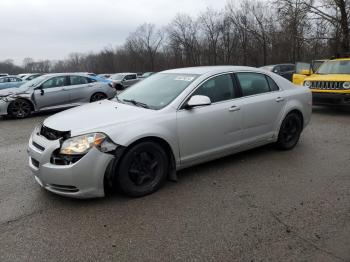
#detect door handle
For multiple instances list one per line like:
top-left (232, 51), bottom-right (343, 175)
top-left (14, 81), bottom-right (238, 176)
top-left (229, 105), bottom-right (241, 112)
top-left (275, 97), bottom-right (285, 102)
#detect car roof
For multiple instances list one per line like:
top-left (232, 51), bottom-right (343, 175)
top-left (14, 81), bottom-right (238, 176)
top-left (42, 73), bottom-right (92, 77)
top-left (0, 75), bottom-right (21, 78)
top-left (161, 66), bottom-right (269, 75)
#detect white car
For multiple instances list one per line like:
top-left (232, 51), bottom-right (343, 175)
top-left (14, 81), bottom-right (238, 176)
top-left (27, 66), bottom-right (312, 198)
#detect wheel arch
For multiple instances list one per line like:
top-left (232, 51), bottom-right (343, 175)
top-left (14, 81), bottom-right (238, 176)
top-left (90, 91), bottom-right (107, 102)
top-left (124, 136), bottom-right (177, 180)
top-left (7, 97), bottom-right (35, 114)
top-left (105, 135), bottom-right (178, 193)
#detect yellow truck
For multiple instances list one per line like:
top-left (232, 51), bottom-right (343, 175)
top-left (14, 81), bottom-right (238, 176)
top-left (293, 58), bottom-right (350, 106)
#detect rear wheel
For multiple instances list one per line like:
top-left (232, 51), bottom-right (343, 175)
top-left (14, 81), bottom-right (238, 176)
top-left (276, 112), bottom-right (303, 150)
top-left (90, 92), bottom-right (107, 102)
top-left (116, 142), bottom-right (169, 197)
top-left (8, 99), bottom-right (32, 119)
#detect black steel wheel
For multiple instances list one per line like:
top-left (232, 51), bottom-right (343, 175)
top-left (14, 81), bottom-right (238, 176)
top-left (277, 112), bottom-right (303, 150)
top-left (8, 99), bottom-right (32, 119)
top-left (116, 142), bottom-right (169, 197)
top-left (90, 92), bottom-right (107, 102)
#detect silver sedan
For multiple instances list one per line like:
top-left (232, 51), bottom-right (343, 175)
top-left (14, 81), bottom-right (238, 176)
top-left (27, 66), bottom-right (312, 198)
top-left (0, 73), bottom-right (117, 118)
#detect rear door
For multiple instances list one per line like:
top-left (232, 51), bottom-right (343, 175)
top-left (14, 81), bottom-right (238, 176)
top-left (235, 72), bottom-right (287, 145)
top-left (66, 75), bottom-right (94, 103)
top-left (34, 76), bottom-right (70, 109)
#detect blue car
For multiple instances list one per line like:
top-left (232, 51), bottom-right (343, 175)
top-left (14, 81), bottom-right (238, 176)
top-left (0, 76), bottom-right (24, 90)
top-left (89, 75), bottom-right (113, 84)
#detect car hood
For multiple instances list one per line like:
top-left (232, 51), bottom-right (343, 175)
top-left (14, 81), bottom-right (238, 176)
top-left (43, 99), bottom-right (152, 136)
top-left (0, 86), bottom-right (30, 97)
top-left (305, 74), bottom-right (350, 81)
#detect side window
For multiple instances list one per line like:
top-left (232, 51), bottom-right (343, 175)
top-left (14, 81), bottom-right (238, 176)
top-left (70, 75), bottom-right (89, 85)
top-left (280, 65), bottom-right (288, 72)
top-left (266, 76), bottom-right (280, 91)
top-left (9, 77), bottom-right (20, 82)
top-left (42, 76), bottom-right (66, 89)
top-left (236, 73), bottom-right (270, 97)
top-left (273, 66), bottom-right (281, 73)
top-left (0, 78), bottom-right (6, 83)
top-left (192, 74), bottom-right (235, 103)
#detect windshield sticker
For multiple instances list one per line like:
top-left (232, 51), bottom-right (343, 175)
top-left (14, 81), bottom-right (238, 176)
top-left (174, 76), bottom-right (195, 82)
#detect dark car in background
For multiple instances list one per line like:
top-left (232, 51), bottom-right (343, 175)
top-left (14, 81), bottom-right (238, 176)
top-left (261, 64), bottom-right (295, 81)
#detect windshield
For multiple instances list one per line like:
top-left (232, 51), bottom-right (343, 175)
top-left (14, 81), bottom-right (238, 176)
top-left (317, 60), bottom-right (350, 74)
top-left (142, 72), bottom-right (153, 77)
top-left (20, 75), bottom-right (50, 88)
top-left (110, 74), bottom-right (124, 80)
top-left (117, 73), bottom-right (199, 110)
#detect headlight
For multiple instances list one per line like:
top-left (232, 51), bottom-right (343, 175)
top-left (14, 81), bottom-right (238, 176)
top-left (343, 82), bottom-right (350, 89)
top-left (59, 133), bottom-right (117, 155)
top-left (304, 81), bottom-right (312, 88)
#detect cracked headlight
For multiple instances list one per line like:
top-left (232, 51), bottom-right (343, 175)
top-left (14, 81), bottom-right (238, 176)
top-left (60, 133), bottom-right (117, 155)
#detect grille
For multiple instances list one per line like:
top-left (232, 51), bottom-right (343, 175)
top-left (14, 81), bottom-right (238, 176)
top-left (309, 81), bottom-right (344, 90)
top-left (40, 125), bottom-right (70, 141)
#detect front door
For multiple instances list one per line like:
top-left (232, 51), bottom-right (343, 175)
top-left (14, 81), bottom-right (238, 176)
top-left (34, 76), bottom-right (70, 109)
top-left (177, 73), bottom-right (243, 166)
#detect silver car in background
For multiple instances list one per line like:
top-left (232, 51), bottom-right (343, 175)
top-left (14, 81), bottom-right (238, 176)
top-left (0, 73), bottom-right (116, 118)
top-left (110, 72), bottom-right (140, 90)
top-left (27, 66), bottom-right (312, 198)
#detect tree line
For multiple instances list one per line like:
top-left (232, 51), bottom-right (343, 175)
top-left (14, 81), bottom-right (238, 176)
top-left (1, 0), bottom-right (349, 75)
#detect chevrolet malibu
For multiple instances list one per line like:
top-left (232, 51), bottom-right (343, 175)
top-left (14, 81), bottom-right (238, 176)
top-left (27, 66), bottom-right (312, 198)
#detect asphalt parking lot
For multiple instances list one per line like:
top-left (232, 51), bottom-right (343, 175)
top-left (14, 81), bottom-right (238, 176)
top-left (0, 106), bottom-right (349, 262)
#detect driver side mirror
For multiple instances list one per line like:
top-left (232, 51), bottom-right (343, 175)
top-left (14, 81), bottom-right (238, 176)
top-left (186, 95), bottom-right (211, 109)
top-left (35, 86), bottom-right (44, 95)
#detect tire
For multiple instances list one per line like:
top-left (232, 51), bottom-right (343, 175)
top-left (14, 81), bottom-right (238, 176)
top-left (276, 112), bottom-right (303, 150)
top-left (116, 84), bottom-right (124, 91)
top-left (8, 99), bottom-right (32, 119)
top-left (90, 92), bottom-right (107, 102)
top-left (116, 142), bottom-right (169, 197)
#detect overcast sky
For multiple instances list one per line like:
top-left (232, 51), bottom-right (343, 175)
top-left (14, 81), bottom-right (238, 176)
top-left (0, 0), bottom-right (228, 64)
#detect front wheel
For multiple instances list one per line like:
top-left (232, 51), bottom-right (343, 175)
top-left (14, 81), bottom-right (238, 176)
top-left (8, 99), bottom-right (32, 119)
top-left (276, 112), bottom-right (303, 150)
top-left (116, 142), bottom-right (169, 197)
